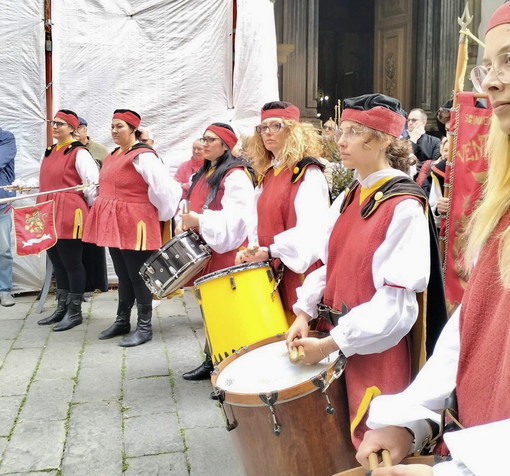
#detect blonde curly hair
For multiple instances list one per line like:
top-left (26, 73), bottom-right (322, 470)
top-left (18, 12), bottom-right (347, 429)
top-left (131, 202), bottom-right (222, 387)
top-left (246, 119), bottom-right (323, 175)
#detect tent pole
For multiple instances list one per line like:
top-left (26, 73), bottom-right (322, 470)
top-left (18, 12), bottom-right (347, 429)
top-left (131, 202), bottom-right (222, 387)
top-left (44, 0), bottom-right (53, 146)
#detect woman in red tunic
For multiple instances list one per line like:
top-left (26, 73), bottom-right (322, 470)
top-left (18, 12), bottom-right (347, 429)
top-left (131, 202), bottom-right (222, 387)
top-left (83, 109), bottom-right (181, 347)
top-left (178, 123), bottom-right (256, 381)
top-left (238, 102), bottom-right (330, 323)
top-left (37, 109), bottom-right (99, 331)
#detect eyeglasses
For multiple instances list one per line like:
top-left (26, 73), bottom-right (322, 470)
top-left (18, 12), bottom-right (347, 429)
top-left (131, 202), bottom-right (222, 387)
top-left (323, 126), bottom-right (335, 132)
top-left (255, 123), bottom-right (284, 135)
top-left (199, 136), bottom-right (220, 145)
top-left (50, 121), bottom-right (67, 128)
top-left (336, 126), bottom-right (365, 141)
top-left (471, 52), bottom-right (510, 93)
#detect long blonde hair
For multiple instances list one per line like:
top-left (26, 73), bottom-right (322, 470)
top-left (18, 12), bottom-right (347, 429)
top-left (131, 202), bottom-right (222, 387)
top-left (246, 119), bottom-right (323, 174)
top-left (465, 115), bottom-right (510, 286)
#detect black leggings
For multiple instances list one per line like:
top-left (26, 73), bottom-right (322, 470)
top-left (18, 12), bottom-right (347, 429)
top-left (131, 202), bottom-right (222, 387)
top-left (47, 239), bottom-right (86, 293)
top-left (109, 248), bottom-right (153, 306)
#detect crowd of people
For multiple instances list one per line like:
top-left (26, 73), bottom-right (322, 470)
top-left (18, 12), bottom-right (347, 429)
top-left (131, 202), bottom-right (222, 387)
top-left (1, 2), bottom-right (509, 473)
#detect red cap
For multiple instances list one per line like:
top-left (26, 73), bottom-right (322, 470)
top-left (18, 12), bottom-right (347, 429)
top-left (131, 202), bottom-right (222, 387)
top-left (113, 111), bottom-right (141, 129)
top-left (341, 107), bottom-right (406, 138)
top-left (55, 111), bottom-right (79, 129)
top-left (486, 2), bottom-right (510, 35)
top-left (261, 104), bottom-right (300, 122)
top-left (206, 125), bottom-right (238, 150)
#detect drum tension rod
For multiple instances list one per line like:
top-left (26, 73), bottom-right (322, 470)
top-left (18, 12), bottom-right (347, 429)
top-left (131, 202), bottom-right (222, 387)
top-left (259, 392), bottom-right (281, 436)
top-left (214, 389), bottom-right (238, 431)
top-left (312, 373), bottom-right (335, 415)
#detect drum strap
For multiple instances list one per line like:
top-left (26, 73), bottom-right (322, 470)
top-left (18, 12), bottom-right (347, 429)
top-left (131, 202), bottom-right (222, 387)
top-left (317, 302), bottom-right (349, 326)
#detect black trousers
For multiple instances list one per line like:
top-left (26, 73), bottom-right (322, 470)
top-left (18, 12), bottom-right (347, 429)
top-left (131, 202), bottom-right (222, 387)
top-left (109, 248), bottom-right (153, 306)
top-left (47, 239), bottom-right (86, 293)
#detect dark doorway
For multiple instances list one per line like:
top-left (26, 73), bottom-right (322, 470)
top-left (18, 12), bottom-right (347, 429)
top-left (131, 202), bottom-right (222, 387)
top-left (317, 0), bottom-right (375, 122)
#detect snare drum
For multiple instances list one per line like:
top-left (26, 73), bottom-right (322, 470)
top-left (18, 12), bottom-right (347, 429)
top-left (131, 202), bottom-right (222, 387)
top-left (211, 333), bottom-right (357, 476)
top-left (139, 231), bottom-right (211, 298)
top-left (194, 261), bottom-right (288, 364)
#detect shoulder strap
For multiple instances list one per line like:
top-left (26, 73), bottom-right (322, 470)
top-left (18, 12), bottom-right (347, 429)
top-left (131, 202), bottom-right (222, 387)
top-left (290, 157), bottom-right (324, 183)
top-left (361, 176), bottom-right (428, 219)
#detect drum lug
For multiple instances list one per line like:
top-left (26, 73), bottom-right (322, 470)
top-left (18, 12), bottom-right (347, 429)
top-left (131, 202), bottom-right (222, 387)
top-left (214, 389), bottom-right (238, 432)
top-left (259, 392), bottom-right (281, 436)
top-left (229, 276), bottom-right (236, 290)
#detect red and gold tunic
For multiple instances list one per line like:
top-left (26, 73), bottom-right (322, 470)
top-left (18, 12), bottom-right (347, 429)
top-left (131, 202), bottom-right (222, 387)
top-left (83, 146), bottom-right (161, 251)
top-left (37, 142), bottom-right (89, 239)
top-left (257, 163), bottom-right (322, 311)
top-left (324, 184), bottom-right (423, 447)
top-left (457, 209), bottom-right (510, 428)
top-left (187, 167), bottom-right (245, 280)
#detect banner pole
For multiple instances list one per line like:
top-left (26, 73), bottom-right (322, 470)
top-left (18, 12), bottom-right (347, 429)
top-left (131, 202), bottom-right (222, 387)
top-left (44, 0), bottom-right (53, 147)
top-left (440, 2), bottom-right (473, 264)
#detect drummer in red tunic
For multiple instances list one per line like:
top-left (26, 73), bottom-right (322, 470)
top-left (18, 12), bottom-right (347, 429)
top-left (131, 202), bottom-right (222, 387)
top-left (287, 94), bottom-right (446, 448)
top-left (237, 101), bottom-right (330, 322)
top-left (37, 109), bottom-right (99, 331)
top-left (82, 109), bottom-right (181, 347)
top-left (179, 122), bottom-right (256, 381)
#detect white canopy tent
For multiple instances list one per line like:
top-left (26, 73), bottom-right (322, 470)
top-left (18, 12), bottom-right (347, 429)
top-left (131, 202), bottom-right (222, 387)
top-left (0, 0), bottom-right (279, 293)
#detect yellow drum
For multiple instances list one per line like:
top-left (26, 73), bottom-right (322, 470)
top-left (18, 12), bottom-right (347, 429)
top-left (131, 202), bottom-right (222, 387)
top-left (194, 261), bottom-right (288, 364)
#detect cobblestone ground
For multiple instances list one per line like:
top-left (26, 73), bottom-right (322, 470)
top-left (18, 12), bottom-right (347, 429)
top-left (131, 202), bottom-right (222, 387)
top-left (0, 289), bottom-right (243, 475)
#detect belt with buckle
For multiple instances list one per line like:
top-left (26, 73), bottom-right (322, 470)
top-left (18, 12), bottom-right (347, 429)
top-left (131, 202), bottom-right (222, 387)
top-left (317, 303), bottom-right (344, 327)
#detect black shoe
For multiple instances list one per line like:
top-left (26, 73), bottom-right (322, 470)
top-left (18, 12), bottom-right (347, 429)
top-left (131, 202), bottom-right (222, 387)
top-left (118, 303), bottom-right (152, 347)
top-left (53, 293), bottom-right (83, 332)
top-left (210, 390), bottom-right (219, 400)
top-left (182, 358), bottom-right (214, 381)
top-left (98, 301), bottom-right (133, 340)
top-left (38, 289), bottom-right (69, 325)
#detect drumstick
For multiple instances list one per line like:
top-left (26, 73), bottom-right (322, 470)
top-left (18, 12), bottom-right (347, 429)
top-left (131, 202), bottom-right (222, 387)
top-left (368, 450), bottom-right (392, 470)
top-left (289, 347), bottom-right (299, 363)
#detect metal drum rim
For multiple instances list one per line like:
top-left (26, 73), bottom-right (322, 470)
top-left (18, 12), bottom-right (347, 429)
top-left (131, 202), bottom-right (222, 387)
top-left (210, 331), bottom-right (338, 407)
top-left (194, 260), bottom-right (272, 287)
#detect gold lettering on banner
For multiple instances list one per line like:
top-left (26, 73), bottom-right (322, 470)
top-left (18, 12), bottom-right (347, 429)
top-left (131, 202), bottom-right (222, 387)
top-left (25, 210), bottom-right (48, 238)
top-left (456, 134), bottom-right (489, 163)
top-left (464, 114), bottom-right (491, 126)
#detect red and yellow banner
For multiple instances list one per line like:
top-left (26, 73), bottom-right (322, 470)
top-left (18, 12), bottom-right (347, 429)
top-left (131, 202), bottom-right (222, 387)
top-left (13, 200), bottom-right (57, 256)
top-left (441, 92), bottom-right (491, 314)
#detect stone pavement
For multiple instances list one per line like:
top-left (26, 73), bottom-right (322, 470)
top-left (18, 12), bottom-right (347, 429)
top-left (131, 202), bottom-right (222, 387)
top-left (0, 289), bottom-right (244, 476)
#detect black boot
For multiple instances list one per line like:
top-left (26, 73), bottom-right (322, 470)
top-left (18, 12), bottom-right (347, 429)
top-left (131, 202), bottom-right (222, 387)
top-left (98, 301), bottom-right (133, 340)
top-left (118, 303), bottom-right (152, 347)
top-left (38, 289), bottom-right (69, 325)
top-left (182, 357), bottom-right (214, 381)
top-left (53, 293), bottom-right (83, 332)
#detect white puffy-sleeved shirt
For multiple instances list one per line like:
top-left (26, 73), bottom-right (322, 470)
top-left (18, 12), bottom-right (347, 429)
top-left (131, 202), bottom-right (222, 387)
top-left (293, 168), bottom-right (430, 357)
top-left (252, 165), bottom-right (330, 273)
top-left (133, 152), bottom-right (182, 221)
top-left (175, 168), bottom-right (256, 254)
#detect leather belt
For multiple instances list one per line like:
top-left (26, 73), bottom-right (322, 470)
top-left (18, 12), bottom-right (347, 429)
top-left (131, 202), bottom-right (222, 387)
top-left (317, 303), bottom-right (343, 327)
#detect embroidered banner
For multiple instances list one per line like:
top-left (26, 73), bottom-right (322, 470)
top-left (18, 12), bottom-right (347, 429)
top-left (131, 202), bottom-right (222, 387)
top-left (441, 92), bottom-right (491, 314)
top-left (13, 200), bottom-right (57, 256)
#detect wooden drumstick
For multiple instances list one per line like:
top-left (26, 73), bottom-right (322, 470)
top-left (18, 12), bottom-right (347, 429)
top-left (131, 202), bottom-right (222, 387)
top-left (368, 450), bottom-right (392, 470)
top-left (289, 347), bottom-right (299, 363)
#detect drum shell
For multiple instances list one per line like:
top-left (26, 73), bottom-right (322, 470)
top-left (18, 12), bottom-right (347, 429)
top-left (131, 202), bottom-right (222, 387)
top-left (211, 334), bottom-right (358, 476)
top-left (194, 262), bottom-right (288, 364)
top-left (139, 231), bottom-right (211, 298)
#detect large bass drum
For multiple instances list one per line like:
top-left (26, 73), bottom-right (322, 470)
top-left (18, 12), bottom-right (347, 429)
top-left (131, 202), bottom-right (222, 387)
top-left (211, 333), bottom-right (357, 476)
top-left (140, 230), bottom-right (211, 298)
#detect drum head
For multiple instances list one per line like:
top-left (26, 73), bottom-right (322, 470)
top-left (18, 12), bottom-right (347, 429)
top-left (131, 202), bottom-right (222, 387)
top-left (215, 339), bottom-right (336, 395)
